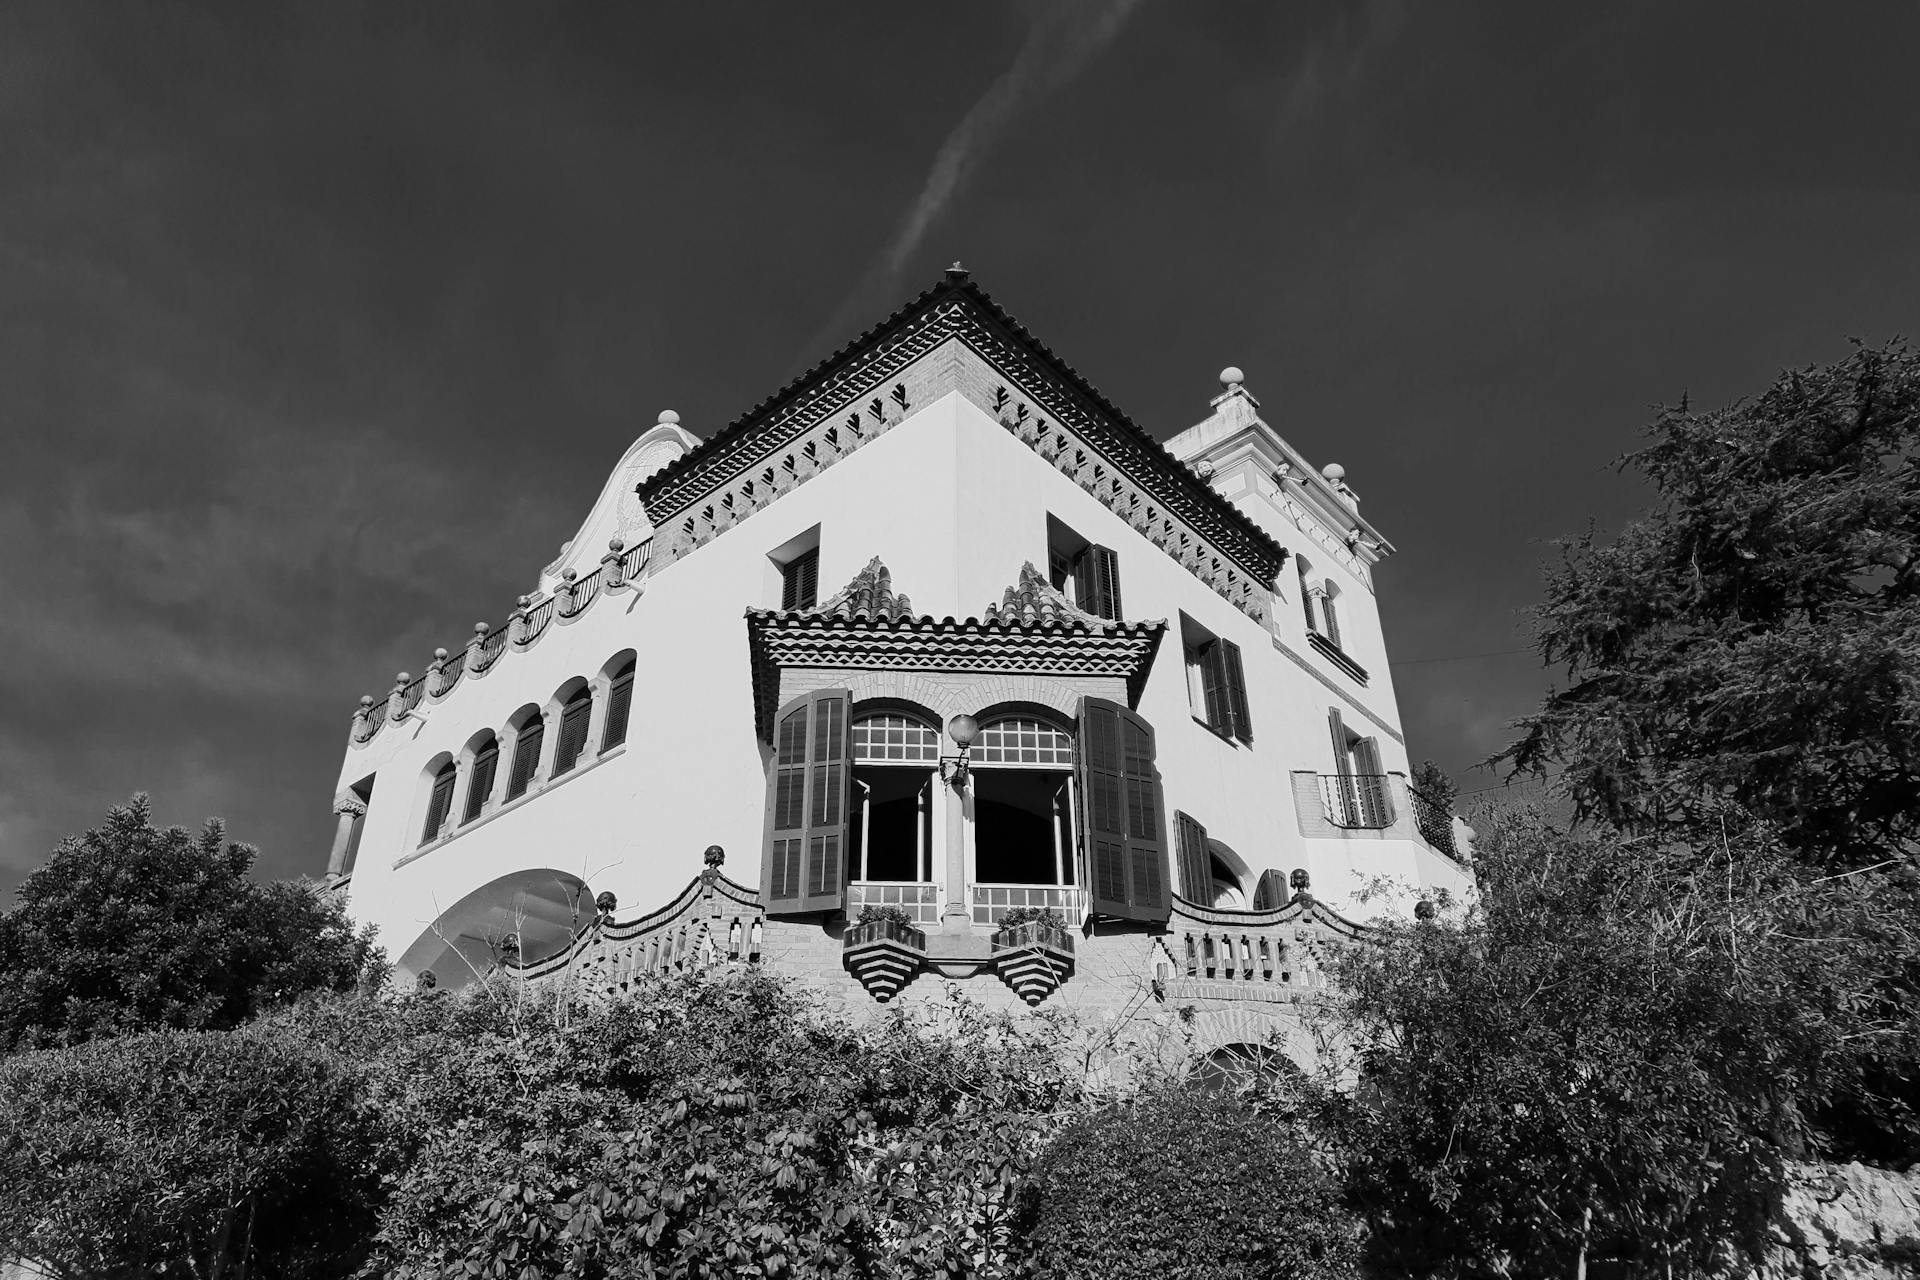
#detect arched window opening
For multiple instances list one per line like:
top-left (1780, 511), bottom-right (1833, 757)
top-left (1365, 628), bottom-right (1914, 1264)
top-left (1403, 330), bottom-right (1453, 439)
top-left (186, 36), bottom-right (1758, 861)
top-left (1208, 854), bottom-right (1245, 910)
top-left (506, 710), bottom-right (543, 802)
top-left (602, 658), bottom-right (636, 751)
top-left (421, 760), bottom-right (457, 847)
top-left (554, 686), bottom-right (592, 777)
top-left (972, 715), bottom-right (1076, 896)
top-left (849, 713), bottom-right (937, 907)
top-left (464, 734), bottom-right (499, 824)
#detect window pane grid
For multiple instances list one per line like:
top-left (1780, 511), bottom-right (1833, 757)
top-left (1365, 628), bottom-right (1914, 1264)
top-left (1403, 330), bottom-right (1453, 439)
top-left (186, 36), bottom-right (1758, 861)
top-left (970, 885), bottom-right (1085, 927)
top-left (851, 714), bottom-right (939, 763)
top-left (973, 718), bottom-right (1073, 766)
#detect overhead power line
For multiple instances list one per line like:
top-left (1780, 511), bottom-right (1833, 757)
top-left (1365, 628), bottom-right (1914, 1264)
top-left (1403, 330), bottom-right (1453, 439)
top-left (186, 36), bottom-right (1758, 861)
top-left (1389, 645), bottom-right (1537, 669)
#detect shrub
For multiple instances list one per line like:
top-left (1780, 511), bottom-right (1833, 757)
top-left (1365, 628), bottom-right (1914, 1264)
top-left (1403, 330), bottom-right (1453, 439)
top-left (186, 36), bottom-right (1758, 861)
top-left (995, 906), bottom-right (1066, 933)
top-left (856, 903), bottom-right (916, 928)
top-left (1020, 1082), bottom-right (1361, 1279)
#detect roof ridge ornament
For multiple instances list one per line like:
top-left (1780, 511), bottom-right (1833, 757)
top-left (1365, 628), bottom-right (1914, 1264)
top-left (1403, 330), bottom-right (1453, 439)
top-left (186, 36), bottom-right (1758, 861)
top-left (807, 556), bottom-right (916, 622)
top-left (984, 561), bottom-right (1106, 629)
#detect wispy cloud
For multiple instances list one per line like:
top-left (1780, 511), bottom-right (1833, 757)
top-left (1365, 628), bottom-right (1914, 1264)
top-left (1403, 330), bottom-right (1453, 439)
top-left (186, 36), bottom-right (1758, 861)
top-left (879, 0), bottom-right (1144, 279)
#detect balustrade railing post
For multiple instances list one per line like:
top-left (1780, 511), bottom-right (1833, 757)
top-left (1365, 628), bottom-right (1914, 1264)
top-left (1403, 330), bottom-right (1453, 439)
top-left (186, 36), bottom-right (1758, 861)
top-left (559, 568), bottom-right (577, 615)
top-left (466, 622), bottom-right (489, 671)
top-left (509, 596), bottom-right (531, 645)
top-left (387, 672), bottom-right (411, 723)
top-left (352, 694), bottom-right (374, 740)
top-left (426, 647), bottom-right (447, 695)
top-left (603, 538), bottom-right (626, 590)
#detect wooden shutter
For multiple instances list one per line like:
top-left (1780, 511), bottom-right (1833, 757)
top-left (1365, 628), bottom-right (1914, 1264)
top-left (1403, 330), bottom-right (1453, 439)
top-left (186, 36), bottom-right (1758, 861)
top-left (601, 668), bottom-right (634, 750)
top-left (1075, 544), bottom-right (1122, 620)
top-left (1174, 811), bottom-right (1212, 903)
top-left (782, 547), bottom-right (820, 610)
top-left (1219, 638), bottom-right (1252, 744)
top-left (422, 767), bottom-right (455, 844)
top-left (1077, 697), bottom-right (1171, 923)
top-left (1199, 641), bottom-right (1228, 732)
top-left (554, 695), bottom-right (591, 776)
top-left (463, 744), bottom-right (498, 823)
top-left (1298, 560), bottom-right (1317, 632)
top-left (1251, 868), bottom-right (1289, 912)
top-left (761, 689), bottom-right (852, 914)
top-left (507, 718), bottom-right (543, 800)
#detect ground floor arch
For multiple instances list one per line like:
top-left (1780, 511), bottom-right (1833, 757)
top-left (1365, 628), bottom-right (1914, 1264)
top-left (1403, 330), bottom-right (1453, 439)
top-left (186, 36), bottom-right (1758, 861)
top-left (396, 867), bottom-right (593, 990)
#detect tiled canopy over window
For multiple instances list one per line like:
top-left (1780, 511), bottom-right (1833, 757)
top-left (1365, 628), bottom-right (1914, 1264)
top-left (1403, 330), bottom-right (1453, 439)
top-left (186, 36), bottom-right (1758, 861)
top-left (851, 714), bottom-right (939, 764)
top-left (974, 718), bottom-right (1074, 767)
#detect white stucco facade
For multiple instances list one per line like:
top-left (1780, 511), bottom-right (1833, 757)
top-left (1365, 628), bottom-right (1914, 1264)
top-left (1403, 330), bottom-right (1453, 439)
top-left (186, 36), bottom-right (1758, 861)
top-left (324, 272), bottom-right (1471, 999)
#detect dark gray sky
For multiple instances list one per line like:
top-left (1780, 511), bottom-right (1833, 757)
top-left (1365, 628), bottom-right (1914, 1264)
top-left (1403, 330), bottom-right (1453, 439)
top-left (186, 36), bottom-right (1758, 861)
top-left (4, 1), bottom-right (1917, 892)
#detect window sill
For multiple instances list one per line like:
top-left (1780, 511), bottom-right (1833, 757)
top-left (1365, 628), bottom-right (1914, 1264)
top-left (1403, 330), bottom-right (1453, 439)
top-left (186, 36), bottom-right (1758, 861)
top-left (1307, 632), bottom-right (1369, 685)
top-left (392, 744), bottom-right (628, 871)
top-left (1191, 714), bottom-right (1242, 747)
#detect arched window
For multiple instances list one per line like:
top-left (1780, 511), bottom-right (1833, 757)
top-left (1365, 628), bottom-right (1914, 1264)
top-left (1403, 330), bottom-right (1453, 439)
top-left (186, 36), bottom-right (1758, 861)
top-left (1320, 580), bottom-right (1343, 649)
top-left (602, 657), bottom-right (635, 751)
top-left (849, 711), bottom-right (938, 897)
top-left (554, 686), bottom-right (592, 777)
top-left (464, 733), bottom-right (499, 824)
top-left (421, 759), bottom-right (457, 846)
top-left (973, 717), bottom-right (1074, 767)
top-left (972, 714), bottom-right (1076, 899)
top-left (505, 709), bottom-right (543, 802)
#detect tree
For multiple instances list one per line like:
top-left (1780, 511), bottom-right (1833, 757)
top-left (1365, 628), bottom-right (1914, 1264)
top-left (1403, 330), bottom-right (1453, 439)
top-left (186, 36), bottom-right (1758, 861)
top-left (0, 1021), bottom-right (390, 1280)
top-left (1500, 340), bottom-right (1920, 870)
top-left (1322, 809), bottom-right (1917, 1276)
top-left (1019, 1081), bottom-right (1360, 1280)
top-left (0, 794), bottom-right (384, 1052)
top-left (1412, 760), bottom-right (1457, 812)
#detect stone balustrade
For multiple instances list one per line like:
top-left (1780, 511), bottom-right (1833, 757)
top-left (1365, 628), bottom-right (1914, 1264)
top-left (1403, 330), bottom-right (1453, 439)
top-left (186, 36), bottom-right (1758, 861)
top-left (351, 537), bottom-right (653, 746)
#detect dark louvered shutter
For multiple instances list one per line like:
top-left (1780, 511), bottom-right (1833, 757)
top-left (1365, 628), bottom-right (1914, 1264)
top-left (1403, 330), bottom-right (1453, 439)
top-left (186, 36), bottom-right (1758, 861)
top-left (1078, 697), bottom-right (1128, 918)
top-left (1298, 560), bottom-right (1317, 632)
top-left (1074, 544), bottom-right (1122, 620)
top-left (602, 668), bottom-right (634, 750)
top-left (1121, 710), bottom-right (1168, 915)
top-left (761, 689), bottom-right (851, 914)
top-left (554, 694), bottom-right (592, 776)
top-left (463, 744), bottom-right (498, 823)
top-left (1252, 868), bottom-right (1289, 912)
top-left (1219, 638), bottom-right (1252, 744)
top-left (782, 548), bottom-right (820, 610)
top-left (1077, 697), bottom-right (1170, 923)
top-left (507, 717), bottom-right (543, 800)
top-left (1174, 811), bottom-right (1211, 904)
top-left (1199, 642), bottom-right (1229, 733)
top-left (422, 767), bottom-right (455, 845)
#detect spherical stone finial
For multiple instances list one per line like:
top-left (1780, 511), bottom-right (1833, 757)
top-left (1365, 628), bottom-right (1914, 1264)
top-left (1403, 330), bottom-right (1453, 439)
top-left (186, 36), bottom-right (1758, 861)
top-left (517, 594), bottom-right (532, 608)
top-left (417, 970), bottom-right (437, 990)
top-left (703, 844), bottom-right (726, 869)
top-left (433, 647), bottom-right (448, 661)
top-left (595, 890), bottom-right (617, 915)
top-left (359, 694), bottom-right (374, 708)
top-left (562, 568), bottom-right (577, 582)
top-left (1219, 366), bottom-right (1245, 388)
top-left (394, 672), bottom-right (410, 686)
top-left (1321, 462), bottom-right (1346, 482)
top-left (657, 409), bottom-right (680, 425)
top-left (609, 536), bottom-right (624, 551)
top-left (1289, 867), bottom-right (1311, 892)
top-left (474, 622), bottom-right (490, 635)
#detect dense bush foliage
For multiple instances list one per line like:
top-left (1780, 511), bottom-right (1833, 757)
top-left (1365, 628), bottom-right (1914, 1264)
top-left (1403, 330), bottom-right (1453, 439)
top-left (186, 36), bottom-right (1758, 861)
top-left (0, 794), bottom-right (384, 1052)
top-left (0, 1022), bottom-right (391, 1280)
top-left (1325, 809), bottom-right (1920, 1276)
top-left (1021, 1082), bottom-right (1360, 1279)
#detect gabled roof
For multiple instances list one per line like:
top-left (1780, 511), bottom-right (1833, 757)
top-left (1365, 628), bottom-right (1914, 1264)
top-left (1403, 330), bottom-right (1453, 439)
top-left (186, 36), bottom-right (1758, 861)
top-left (744, 558), bottom-right (1166, 739)
top-left (638, 269), bottom-right (1291, 595)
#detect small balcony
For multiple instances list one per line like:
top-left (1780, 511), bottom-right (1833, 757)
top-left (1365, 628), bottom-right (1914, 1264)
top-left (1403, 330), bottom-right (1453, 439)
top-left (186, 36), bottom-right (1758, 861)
top-left (842, 916), bottom-right (927, 1003)
top-left (971, 883), bottom-right (1086, 928)
top-left (1410, 786), bottom-right (1460, 861)
top-left (1318, 773), bottom-right (1395, 830)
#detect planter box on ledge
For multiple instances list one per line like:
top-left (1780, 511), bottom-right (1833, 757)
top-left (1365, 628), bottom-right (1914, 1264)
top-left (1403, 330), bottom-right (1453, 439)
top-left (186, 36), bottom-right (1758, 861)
top-left (843, 918), bottom-right (927, 1003)
top-left (990, 920), bottom-right (1076, 1006)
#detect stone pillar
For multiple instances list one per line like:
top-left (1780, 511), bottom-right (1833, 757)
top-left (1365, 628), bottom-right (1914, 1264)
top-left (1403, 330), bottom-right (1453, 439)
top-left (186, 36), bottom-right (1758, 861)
top-left (584, 677), bottom-right (612, 760)
top-left (326, 796), bottom-right (367, 879)
top-left (940, 765), bottom-right (970, 928)
top-left (603, 538), bottom-right (627, 590)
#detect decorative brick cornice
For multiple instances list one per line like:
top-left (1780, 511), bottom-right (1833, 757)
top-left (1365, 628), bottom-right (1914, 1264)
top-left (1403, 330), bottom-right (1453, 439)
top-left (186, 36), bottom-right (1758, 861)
top-left (636, 273), bottom-right (1290, 621)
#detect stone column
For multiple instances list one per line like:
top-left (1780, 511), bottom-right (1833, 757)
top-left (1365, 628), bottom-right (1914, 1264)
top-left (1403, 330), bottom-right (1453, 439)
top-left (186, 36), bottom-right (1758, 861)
top-left (940, 765), bottom-right (971, 928)
top-left (326, 796), bottom-right (367, 879)
top-left (585, 677), bottom-right (612, 760)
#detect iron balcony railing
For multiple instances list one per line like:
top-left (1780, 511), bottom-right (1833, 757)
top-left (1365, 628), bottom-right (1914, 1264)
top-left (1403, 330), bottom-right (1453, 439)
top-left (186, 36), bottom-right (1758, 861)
top-left (1410, 786), bottom-right (1460, 860)
top-left (1319, 773), bottom-right (1395, 830)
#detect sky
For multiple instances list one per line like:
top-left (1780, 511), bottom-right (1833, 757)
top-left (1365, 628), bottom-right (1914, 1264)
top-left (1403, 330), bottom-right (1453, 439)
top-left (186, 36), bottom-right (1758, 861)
top-left (3, 0), bottom-right (1918, 893)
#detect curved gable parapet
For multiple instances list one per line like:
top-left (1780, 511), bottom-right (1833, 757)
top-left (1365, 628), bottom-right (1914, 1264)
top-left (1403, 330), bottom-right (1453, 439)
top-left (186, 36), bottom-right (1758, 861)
top-left (538, 417), bottom-right (703, 591)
